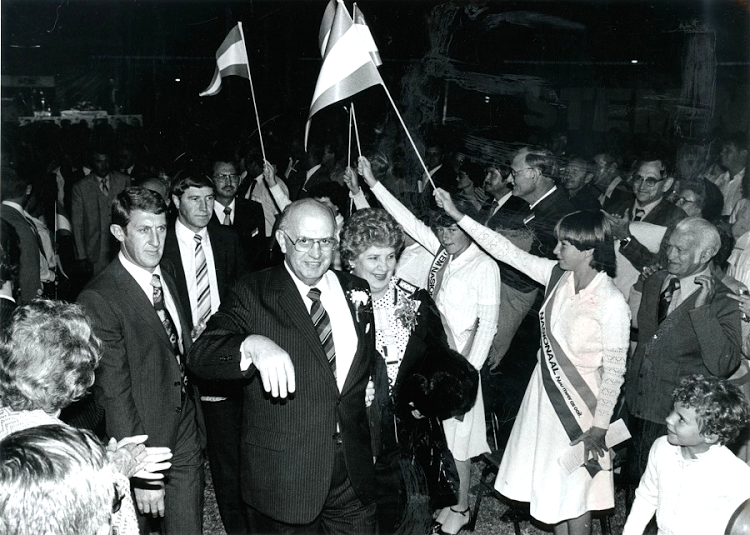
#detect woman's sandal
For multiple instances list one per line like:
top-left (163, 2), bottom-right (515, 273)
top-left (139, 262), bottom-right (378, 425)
top-left (434, 506), bottom-right (470, 535)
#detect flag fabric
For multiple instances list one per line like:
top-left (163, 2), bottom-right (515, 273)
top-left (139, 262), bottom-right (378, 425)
top-left (306, 0), bottom-right (384, 147)
top-left (318, 0), bottom-right (336, 57)
top-left (199, 23), bottom-right (250, 97)
top-left (352, 3), bottom-right (382, 67)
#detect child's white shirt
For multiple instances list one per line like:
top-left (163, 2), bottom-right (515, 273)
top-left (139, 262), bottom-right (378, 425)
top-left (623, 436), bottom-right (750, 535)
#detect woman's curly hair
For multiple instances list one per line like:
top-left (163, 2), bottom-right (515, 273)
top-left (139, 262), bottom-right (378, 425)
top-left (0, 300), bottom-right (102, 413)
top-left (340, 208), bottom-right (405, 270)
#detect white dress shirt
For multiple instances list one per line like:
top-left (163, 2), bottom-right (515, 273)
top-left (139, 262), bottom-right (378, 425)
top-left (213, 198), bottom-right (236, 225)
top-left (174, 220), bottom-right (221, 326)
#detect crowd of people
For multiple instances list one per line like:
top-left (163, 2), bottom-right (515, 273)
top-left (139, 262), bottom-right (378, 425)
top-left (1, 114), bottom-right (750, 535)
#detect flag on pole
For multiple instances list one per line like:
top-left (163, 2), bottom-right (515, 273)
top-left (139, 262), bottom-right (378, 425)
top-left (306, 0), bottom-right (384, 147)
top-left (352, 3), bottom-right (382, 67)
top-left (199, 24), bottom-right (250, 97)
top-left (318, 0), bottom-right (336, 57)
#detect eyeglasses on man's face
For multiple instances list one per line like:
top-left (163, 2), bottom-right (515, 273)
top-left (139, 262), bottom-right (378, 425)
top-left (509, 167), bottom-right (535, 180)
top-left (213, 173), bottom-right (240, 183)
top-left (675, 195), bottom-right (698, 206)
top-left (282, 231), bottom-right (338, 252)
top-left (632, 174), bottom-right (664, 188)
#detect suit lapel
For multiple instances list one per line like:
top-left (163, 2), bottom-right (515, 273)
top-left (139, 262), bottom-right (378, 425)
top-left (162, 228), bottom-right (192, 330)
top-left (335, 272), bottom-right (371, 395)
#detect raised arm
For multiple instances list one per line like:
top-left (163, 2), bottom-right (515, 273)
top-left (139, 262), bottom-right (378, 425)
top-left (357, 156), bottom-right (441, 255)
top-left (434, 188), bottom-right (555, 286)
top-left (263, 160), bottom-right (292, 212)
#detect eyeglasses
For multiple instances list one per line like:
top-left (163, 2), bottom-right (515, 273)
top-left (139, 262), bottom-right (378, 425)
top-left (112, 483), bottom-right (124, 514)
top-left (675, 196), bottom-right (698, 205)
top-left (281, 231), bottom-right (338, 252)
top-left (213, 173), bottom-right (240, 183)
top-left (509, 167), bottom-right (535, 180)
top-left (632, 175), bottom-right (664, 188)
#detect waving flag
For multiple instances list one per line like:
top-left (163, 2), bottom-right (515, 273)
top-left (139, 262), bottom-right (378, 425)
top-left (199, 23), bottom-right (250, 97)
top-left (352, 3), bottom-right (382, 67)
top-left (318, 0), bottom-right (337, 56)
top-left (306, 0), bottom-right (384, 147)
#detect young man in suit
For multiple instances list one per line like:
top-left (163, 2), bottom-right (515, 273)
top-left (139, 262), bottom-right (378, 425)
top-left (210, 157), bottom-right (268, 270)
top-left (189, 199), bottom-right (378, 534)
top-left (78, 187), bottom-right (204, 535)
top-left (160, 172), bottom-right (249, 535)
top-left (71, 149), bottom-right (129, 277)
top-left (625, 217), bottom-right (742, 488)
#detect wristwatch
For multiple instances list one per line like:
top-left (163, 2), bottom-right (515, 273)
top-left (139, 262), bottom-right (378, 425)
top-left (620, 236), bottom-right (632, 248)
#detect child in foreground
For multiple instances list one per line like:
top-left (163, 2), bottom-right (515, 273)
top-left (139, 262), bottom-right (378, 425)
top-left (623, 374), bottom-right (750, 535)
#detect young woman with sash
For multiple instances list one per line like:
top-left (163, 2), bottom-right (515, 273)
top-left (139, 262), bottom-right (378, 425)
top-left (436, 189), bottom-right (630, 535)
top-left (345, 159), bottom-right (501, 535)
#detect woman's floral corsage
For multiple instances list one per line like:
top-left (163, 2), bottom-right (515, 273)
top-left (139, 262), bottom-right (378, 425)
top-left (347, 289), bottom-right (371, 322)
top-left (394, 297), bottom-right (420, 332)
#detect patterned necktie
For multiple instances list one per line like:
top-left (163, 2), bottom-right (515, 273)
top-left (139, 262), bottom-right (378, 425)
top-left (194, 234), bottom-right (211, 325)
top-left (633, 208), bottom-right (645, 221)
top-left (658, 277), bottom-right (681, 324)
top-left (151, 274), bottom-right (185, 393)
top-left (223, 206), bottom-right (232, 225)
top-left (308, 287), bottom-right (336, 378)
top-left (100, 177), bottom-right (109, 196)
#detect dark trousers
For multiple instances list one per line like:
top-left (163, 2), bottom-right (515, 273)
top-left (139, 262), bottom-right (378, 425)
top-left (137, 395), bottom-right (205, 535)
top-left (626, 415), bottom-right (667, 490)
top-left (202, 396), bottom-right (249, 535)
top-left (246, 445), bottom-right (377, 534)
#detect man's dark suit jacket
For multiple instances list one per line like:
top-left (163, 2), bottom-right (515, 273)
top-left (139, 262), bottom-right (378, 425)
top-left (211, 198), bottom-right (267, 271)
top-left (612, 198), bottom-right (687, 272)
top-left (1, 206), bottom-right (41, 304)
top-left (524, 187), bottom-right (576, 261)
top-left (626, 270), bottom-right (742, 424)
top-left (188, 266), bottom-right (377, 524)
top-left (78, 258), bottom-right (205, 449)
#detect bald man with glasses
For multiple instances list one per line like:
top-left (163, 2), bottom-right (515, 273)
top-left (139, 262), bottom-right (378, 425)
top-left (189, 199), bottom-right (378, 534)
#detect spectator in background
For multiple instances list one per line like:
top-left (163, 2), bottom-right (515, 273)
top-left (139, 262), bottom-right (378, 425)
top-left (714, 132), bottom-right (748, 217)
top-left (592, 150), bottom-right (634, 212)
top-left (560, 155), bottom-right (602, 211)
top-left (454, 160), bottom-right (486, 212)
top-left (673, 177), bottom-right (724, 222)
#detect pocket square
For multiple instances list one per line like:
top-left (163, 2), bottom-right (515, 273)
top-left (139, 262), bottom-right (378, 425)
top-left (365, 323), bottom-right (371, 334)
top-left (251, 228), bottom-right (259, 237)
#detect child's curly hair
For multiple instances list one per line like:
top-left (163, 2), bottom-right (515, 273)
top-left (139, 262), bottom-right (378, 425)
top-left (673, 374), bottom-right (749, 445)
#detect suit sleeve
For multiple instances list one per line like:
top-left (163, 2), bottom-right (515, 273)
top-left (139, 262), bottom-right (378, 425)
top-left (188, 279), bottom-right (258, 380)
top-left (70, 182), bottom-right (87, 260)
top-left (690, 292), bottom-right (742, 377)
top-left (78, 289), bottom-right (147, 440)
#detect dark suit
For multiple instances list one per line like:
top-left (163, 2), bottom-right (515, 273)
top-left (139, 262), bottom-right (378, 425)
top-left (611, 198), bottom-right (687, 272)
top-left (1, 204), bottom-right (42, 304)
top-left (188, 266), bottom-right (377, 529)
top-left (71, 172), bottom-right (129, 273)
top-left (161, 220), bottom-right (249, 535)
top-left (78, 258), bottom-right (205, 535)
top-left (625, 270), bottom-right (742, 483)
top-left (212, 198), bottom-right (268, 271)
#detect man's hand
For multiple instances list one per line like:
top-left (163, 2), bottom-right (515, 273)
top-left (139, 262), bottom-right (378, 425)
top-left (134, 484), bottom-right (166, 518)
top-left (434, 188), bottom-right (462, 222)
top-left (694, 274), bottom-right (716, 308)
top-left (343, 167), bottom-right (361, 195)
top-left (284, 156), bottom-right (298, 179)
top-left (263, 160), bottom-right (278, 187)
top-left (356, 156), bottom-right (378, 187)
top-left (604, 212), bottom-right (631, 241)
top-left (107, 435), bottom-right (173, 479)
top-left (242, 335), bottom-right (296, 398)
top-left (570, 426), bottom-right (607, 460)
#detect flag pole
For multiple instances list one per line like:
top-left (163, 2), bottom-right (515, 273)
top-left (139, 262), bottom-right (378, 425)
top-left (236, 22), bottom-right (266, 162)
top-left (379, 84), bottom-right (435, 190)
top-left (347, 106), bottom-right (353, 168)
top-left (350, 102), bottom-right (363, 157)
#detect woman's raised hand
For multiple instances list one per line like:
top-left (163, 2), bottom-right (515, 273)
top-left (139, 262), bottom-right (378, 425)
top-left (356, 156), bottom-right (378, 187)
top-left (343, 166), bottom-right (360, 194)
top-left (434, 188), bottom-right (462, 222)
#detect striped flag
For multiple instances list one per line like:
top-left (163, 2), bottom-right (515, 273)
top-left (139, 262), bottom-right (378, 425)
top-left (352, 3), bottom-right (382, 67)
top-left (199, 23), bottom-right (250, 97)
top-left (306, 0), bottom-right (384, 147)
top-left (318, 0), bottom-right (336, 57)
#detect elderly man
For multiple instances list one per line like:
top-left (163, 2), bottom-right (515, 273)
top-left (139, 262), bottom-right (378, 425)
top-left (0, 424), bottom-right (116, 535)
top-left (625, 217), bottom-right (742, 485)
top-left (78, 187), bottom-right (204, 535)
top-left (189, 199), bottom-right (377, 534)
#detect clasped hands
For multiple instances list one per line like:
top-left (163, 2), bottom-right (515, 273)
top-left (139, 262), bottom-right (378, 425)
top-left (570, 426), bottom-right (608, 461)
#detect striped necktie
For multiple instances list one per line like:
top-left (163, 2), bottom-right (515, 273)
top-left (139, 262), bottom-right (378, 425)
top-left (150, 274), bottom-right (185, 396)
top-left (658, 277), bottom-right (681, 324)
top-left (308, 287), bottom-right (336, 378)
top-left (194, 234), bottom-right (211, 324)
